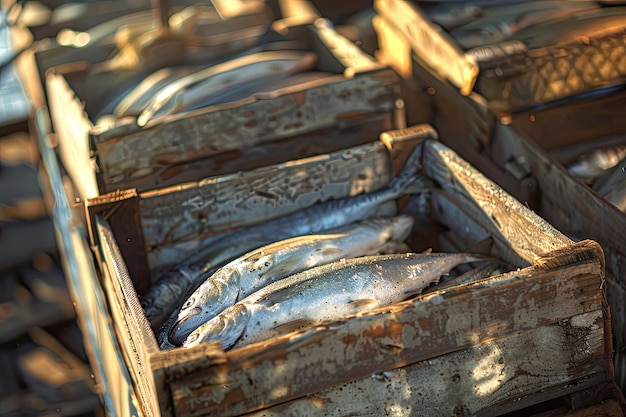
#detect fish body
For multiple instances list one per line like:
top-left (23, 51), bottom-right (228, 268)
top-left (568, 146), bottom-right (626, 181)
top-left (451, 1), bottom-right (599, 49)
top-left (136, 50), bottom-right (318, 126)
top-left (421, 3), bottom-right (484, 31)
top-left (593, 155), bottom-right (626, 212)
top-left (113, 66), bottom-right (202, 118)
top-left (141, 144), bottom-right (430, 329)
top-left (183, 252), bottom-right (485, 350)
top-left (169, 215), bottom-right (415, 345)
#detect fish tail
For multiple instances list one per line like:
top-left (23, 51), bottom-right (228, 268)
top-left (387, 146), bottom-right (433, 198)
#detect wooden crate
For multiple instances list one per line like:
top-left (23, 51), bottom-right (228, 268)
top-left (71, 126), bottom-right (614, 416)
top-left (44, 16), bottom-right (401, 198)
top-left (374, 0), bottom-right (626, 117)
top-left (372, 0), bottom-right (626, 394)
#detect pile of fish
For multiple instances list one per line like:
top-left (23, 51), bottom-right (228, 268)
top-left (567, 146), bottom-right (626, 212)
top-left (416, 0), bottom-right (624, 50)
top-left (140, 146), bottom-right (504, 351)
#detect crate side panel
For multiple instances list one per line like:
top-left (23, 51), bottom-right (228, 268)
top-left (137, 141), bottom-right (393, 247)
top-left (100, 114), bottom-right (392, 193)
top-left (245, 311), bottom-right (608, 417)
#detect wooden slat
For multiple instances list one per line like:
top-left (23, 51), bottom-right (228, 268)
top-left (136, 140), bottom-right (393, 248)
top-left (97, 114), bottom-right (392, 193)
top-left (246, 312), bottom-right (608, 417)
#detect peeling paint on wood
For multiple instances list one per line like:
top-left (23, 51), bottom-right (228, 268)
top-left (137, 141), bottom-right (392, 248)
top-left (246, 312), bottom-right (607, 417)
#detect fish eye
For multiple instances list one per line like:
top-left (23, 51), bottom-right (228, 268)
top-left (186, 333), bottom-right (199, 344)
top-left (182, 297), bottom-right (195, 310)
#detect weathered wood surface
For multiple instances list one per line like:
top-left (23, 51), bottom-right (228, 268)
top-left (46, 73), bottom-right (99, 201)
top-left (36, 108), bottom-right (142, 417)
top-left (97, 114), bottom-right (391, 193)
top-left (511, 88), bottom-right (626, 151)
top-left (87, 190), bottom-right (151, 294)
top-left (81, 136), bottom-right (611, 417)
top-left (168, 255), bottom-right (605, 417)
top-left (489, 123), bottom-right (626, 386)
top-left (97, 218), bottom-right (160, 417)
top-left (93, 69), bottom-right (398, 191)
top-left (245, 312), bottom-right (607, 417)
top-left (137, 140), bottom-right (393, 248)
top-left (422, 141), bottom-right (573, 263)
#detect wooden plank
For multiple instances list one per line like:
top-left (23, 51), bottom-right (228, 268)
top-left (511, 88), bottom-right (626, 151)
top-left (169, 252), bottom-right (605, 417)
top-left (98, 218), bottom-right (161, 417)
top-left (490, 123), bottom-right (626, 370)
top-left (136, 140), bottom-right (393, 248)
top-left (245, 312), bottom-right (608, 417)
top-left (87, 190), bottom-right (151, 294)
top-left (36, 108), bottom-right (142, 417)
top-left (422, 140), bottom-right (573, 262)
top-left (98, 114), bottom-right (391, 193)
top-left (93, 69), bottom-right (399, 191)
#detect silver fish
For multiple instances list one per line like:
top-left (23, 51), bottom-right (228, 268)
top-left (141, 143), bottom-right (431, 330)
top-left (136, 50), bottom-right (318, 126)
top-left (450, 1), bottom-right (599, 49)
top-left (169, 215), bottom-right (415, 345)
top-left (421, 3), bottom-right (484, 31)
top-left (567, 146), bottom-right (626, 182)
top-left (183, 252), bottom-right (487, 350)
top-left (593, 155), bottom-right (626, 212)
top-left (113, 66), bottom-right (202, 118)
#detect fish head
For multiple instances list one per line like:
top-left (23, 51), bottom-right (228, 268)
top-left (169, 268), bottom-right (240, 345)
top-left (183, 303), bottom-right (250, 350)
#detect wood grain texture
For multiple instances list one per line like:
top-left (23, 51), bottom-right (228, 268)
top-left (98, 114), bottom-right (392, 193)
top-left (86, 137), bottom-right (611, 417)
top-left (245, 312), bottom-right (608, 417)
top-left (137, 140), bottom-right (393, 248)
top-left (94, 70), bottom-right (399, 191)
top-left (422, 140), bottom-right (573, 263)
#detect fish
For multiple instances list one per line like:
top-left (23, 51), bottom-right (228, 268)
top-left (183, 252), bottom-right (488, 350)
top-left (168, 215), bottom-right (415, 345)
top-left (450, 1), bottom-right (600, 49)
top-left (420, 3), bottom-right (484, 31)
top-left (567, 146), bottom-right (626, 182)
top-left (136, 50), bottom-right (318, 126)
top-left (141, 142), bottom-right (431, 330)
top-left (424, 261), bottom-right (504, 293)
top-left (112, 66), bottom-right (203, 118)
top-left (593, 155), bottom-right (626, 213)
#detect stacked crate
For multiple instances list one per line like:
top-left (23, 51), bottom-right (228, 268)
top-left (373, 0), bottom-right (626, 395)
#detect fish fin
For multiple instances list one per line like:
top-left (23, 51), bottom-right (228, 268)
top-left (272, 319), bottom-right (317, 335)
top-left (317, 246), bottom-right (344, 256)
top-left (348, 298), bottom-right (379, 311)
top-left (259, 256), bottom-right (305, 279)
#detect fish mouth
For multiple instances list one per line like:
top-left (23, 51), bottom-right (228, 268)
top-left (170, 307), bottom-right (202, 346)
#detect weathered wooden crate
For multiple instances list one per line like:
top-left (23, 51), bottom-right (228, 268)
top-left (374, 0), bottom-right (626, 117)
top-left (52, 118), bottom-right (616, 417)
top-left (44, 16), bottom-right (401, 198)
top-left (373, 0), bottom-right (626, 393)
